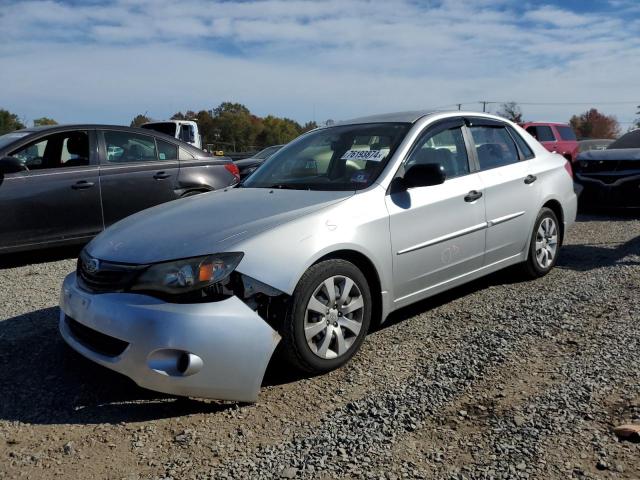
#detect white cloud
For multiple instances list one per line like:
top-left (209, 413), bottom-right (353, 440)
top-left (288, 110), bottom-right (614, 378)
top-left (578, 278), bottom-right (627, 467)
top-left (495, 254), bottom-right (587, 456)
top-left (523, 5), bottom-right (594, 27)
top-left (0, 0), bottom-right (638, 126)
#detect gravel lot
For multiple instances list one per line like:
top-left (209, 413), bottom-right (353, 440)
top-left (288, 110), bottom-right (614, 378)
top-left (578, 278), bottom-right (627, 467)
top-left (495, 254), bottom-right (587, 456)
top-left (0, 212), bottom-right (638, 479)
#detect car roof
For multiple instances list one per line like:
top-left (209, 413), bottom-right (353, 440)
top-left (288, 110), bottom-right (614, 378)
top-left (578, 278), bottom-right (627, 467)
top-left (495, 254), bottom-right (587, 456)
top-left (337, 110), bottom-right (520, 126)
top-left (338, 110), bottom-right (440, 125)
top-left (19, 124), bottom-right (170, 134)
top-left (521, 121), bottom-right (570, 127)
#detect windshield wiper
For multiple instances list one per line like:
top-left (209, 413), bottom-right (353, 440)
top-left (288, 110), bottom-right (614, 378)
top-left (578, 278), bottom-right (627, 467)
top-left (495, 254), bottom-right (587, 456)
top-left (266, 184), bottom-right (305, 190)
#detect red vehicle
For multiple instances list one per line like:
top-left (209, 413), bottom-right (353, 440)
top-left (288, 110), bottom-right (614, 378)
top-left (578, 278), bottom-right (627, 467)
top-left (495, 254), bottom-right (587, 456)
top-left (520, 122), bottom-right (579, 162)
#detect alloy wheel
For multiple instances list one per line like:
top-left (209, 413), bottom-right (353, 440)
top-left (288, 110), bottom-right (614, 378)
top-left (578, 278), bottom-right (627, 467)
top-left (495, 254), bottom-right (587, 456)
top-left (535, 217), bottom-right (558, 269)
top-left (304, 275), bottom-right (365, 359)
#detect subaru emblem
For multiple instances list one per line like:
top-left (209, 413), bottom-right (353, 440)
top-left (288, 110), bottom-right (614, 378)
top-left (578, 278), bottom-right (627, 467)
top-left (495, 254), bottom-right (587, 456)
top-left (85, 258), bottom-right (100, 274)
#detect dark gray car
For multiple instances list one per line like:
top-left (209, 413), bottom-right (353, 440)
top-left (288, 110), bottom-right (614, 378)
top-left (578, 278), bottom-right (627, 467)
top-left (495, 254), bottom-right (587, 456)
top-left (0, 125), bottom-right (240, 253)
top-left (235, 144), bottom-right (284, 179)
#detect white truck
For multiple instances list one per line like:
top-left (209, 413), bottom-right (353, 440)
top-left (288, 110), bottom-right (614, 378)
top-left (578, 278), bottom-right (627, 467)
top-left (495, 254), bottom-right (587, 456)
top-left (141, 120), bottom-right (203, 150)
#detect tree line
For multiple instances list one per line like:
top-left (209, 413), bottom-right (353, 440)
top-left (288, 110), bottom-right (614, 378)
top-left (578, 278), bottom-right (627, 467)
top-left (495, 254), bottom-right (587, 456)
top-left (130, 102), bottom-right (318, 152)
top-left (2, 101), bottom-right (638, 143)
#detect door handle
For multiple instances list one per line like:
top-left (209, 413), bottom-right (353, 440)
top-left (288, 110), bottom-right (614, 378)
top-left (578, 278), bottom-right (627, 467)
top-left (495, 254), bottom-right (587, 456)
top-left (464, 190), bottom-right (483, 202)
top-left (71, 180), bottom-right (95, 190)
top-left (153, 171), bottom-right (171, 180)
top-left (524, 174), bottom-right (537, 185)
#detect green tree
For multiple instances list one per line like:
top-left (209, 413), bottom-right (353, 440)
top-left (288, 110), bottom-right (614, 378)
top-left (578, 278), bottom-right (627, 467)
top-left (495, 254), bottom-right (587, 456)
top-left (257, 116), bottom-right (302, 146)
top-left (496, 102), bottom-right (523, 123)
top-left (0, 109), bottom-right (25, 134)
top-left (213, 102), bottom-right (251, 117)
top-left (130, 114), bottom-right (151, 128)
top-left (569, 108), bottom-right (620, 139)
top-left (33, 117), bottom-right (58, 127)
top-left (301, 121), bottom-right (318, 133)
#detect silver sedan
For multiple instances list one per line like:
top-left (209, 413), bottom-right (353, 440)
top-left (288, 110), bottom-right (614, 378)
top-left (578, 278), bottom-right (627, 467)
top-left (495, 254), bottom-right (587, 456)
top-left (59, 111), bottom-right (577, 402)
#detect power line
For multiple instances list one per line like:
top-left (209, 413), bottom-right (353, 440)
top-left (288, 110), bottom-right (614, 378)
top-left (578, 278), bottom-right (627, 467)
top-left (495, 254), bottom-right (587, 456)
top-left (469, 100), bottom-right (639, 106)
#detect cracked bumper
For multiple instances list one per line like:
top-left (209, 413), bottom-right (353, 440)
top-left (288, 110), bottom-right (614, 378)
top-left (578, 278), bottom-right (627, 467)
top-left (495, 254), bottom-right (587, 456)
top-left (59, 272), bottom-right (281, 402)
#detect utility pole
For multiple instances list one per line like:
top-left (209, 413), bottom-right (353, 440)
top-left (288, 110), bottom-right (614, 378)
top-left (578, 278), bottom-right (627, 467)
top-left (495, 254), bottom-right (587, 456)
top-left (479, 101), bottom-right (488, 112)
top-left (456, 103), bottom-right (462, 111)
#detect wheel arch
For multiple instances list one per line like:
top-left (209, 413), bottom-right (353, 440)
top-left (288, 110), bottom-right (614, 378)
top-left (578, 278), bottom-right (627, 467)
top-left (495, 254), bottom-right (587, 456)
top-left (312, 249), bottom-right (384, 328)
top-left (541, 198), bottom-right (565, 245)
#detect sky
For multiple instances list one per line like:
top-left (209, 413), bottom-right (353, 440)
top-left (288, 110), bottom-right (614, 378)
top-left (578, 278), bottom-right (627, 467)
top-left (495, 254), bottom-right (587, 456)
top-left (1, 0), bottom-right (639, 127)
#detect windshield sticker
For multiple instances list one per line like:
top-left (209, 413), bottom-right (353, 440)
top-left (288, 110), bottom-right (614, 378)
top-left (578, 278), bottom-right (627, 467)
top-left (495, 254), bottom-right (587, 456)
top-left (341, 149), bottom-right (387, 162)
top-left (351, 172), bottom-right (370, 183)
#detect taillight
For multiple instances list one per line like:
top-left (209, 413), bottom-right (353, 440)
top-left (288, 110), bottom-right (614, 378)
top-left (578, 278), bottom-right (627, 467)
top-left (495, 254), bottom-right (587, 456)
top-left (564, 159), bottom-right (573, 178)
top-left (224, 162), bottom-right (240, 182)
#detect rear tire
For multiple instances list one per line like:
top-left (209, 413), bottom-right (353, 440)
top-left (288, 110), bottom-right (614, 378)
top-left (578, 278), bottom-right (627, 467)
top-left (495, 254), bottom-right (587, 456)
top-left (279, 259), bottom-right (371, 374)
top-left (520, 207), bottom-right (561, 278)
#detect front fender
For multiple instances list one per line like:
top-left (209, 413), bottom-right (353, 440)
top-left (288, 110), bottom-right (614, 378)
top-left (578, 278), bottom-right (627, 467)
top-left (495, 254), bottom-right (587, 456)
top-left (232, 190), bottom-right (394, 313)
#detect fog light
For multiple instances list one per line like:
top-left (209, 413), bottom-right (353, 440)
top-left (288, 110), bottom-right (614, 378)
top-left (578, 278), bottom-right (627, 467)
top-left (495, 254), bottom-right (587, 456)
top-left (148, 349), bottom-right (203, 377)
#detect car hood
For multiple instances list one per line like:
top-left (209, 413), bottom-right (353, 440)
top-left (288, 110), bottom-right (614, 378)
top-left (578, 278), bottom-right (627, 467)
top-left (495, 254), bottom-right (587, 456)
top-left (86, 188), bottom-right (353, 264)
top-left (577, 148), bottom-right (640, 162)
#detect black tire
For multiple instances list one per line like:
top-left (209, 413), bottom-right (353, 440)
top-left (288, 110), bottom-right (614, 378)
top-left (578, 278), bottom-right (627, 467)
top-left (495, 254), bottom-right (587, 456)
top-left (279, 259), bottom-right (372, 374)
top-left (520, 207), bottom-right (561, 279)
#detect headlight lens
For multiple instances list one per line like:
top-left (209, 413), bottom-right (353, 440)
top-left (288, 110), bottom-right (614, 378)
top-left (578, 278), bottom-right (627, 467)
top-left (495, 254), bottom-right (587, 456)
top-left (131, 253), bottom-right (243, 295)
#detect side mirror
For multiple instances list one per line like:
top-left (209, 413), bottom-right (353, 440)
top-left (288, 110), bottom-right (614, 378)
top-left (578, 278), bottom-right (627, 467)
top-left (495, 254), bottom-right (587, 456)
top-left (0, 156), bottom-right (27, 174)
top-left (403, 163), bottom-right (446, 188)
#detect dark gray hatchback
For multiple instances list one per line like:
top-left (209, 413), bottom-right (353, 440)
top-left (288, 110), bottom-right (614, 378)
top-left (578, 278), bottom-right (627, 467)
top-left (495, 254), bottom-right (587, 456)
top-left (0, 125), bottom-right (240, 253)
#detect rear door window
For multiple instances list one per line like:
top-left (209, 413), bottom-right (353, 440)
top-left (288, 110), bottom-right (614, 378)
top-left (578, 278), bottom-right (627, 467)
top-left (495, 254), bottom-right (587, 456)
top-left (157, 139), bottom-right (178, 161)
top-left (469, 126), bottom-right (520, 170)
top-left (526, 126), bottom-right (556, 142)
top-left (103, 131), bottom-right (157, 163)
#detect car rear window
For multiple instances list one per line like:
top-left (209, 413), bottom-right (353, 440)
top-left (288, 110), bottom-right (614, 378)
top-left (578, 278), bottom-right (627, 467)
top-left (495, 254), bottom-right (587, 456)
top-left (141, 122), bottom-right (177, 136)
top-left (556, 126), bottom-right (577, 141)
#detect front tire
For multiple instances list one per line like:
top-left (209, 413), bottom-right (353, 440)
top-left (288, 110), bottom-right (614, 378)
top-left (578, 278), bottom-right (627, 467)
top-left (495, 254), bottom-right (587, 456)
top-left (521, 207), bottom-right (561, 278)
top-left (279, 259), bottom-right (372, 374)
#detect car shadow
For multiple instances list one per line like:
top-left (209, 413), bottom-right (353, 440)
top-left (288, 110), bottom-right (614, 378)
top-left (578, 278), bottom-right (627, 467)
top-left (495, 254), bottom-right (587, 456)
top-left (0, 307), bottom-right (233, 425)
top-left (0, 245), bottom-right (84, 270)
top-left (558, 234), bottom-right (640, 272)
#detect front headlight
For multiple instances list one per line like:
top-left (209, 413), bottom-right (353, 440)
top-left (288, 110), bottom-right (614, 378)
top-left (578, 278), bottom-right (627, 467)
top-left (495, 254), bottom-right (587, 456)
top-left (131, 253), bottom-right (243, 295)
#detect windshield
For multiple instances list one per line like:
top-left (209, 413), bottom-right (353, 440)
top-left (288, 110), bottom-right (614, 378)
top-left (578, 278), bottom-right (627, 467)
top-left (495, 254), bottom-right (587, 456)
top-left (243, 123), bottom-right (410, 191)
top-left (0, 132), bottom-right (29, 150)
top-left (141, 122), bottom-right (177, 137)
top-left (254, 145), bottom-right (282, 159)
top-left (608, 129), bottom-right (640, 149)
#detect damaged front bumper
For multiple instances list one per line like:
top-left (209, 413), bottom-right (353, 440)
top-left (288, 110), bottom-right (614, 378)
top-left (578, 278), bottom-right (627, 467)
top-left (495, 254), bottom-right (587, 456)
top-left (59, 272), bottom-right (281, 402)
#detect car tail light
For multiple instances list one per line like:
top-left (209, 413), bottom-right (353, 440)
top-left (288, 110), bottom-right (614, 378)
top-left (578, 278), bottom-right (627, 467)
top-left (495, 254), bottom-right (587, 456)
top-left (564, 158), bottom-right (573, 178)
top-left (224, 162), bottom-right (240, 182)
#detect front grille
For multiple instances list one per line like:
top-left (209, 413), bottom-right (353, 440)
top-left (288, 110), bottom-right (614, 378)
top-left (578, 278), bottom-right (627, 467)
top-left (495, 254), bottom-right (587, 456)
top-left (77, 252), bottom-right (146, 293)
top-left (65, 315), bottom-right (129, 357)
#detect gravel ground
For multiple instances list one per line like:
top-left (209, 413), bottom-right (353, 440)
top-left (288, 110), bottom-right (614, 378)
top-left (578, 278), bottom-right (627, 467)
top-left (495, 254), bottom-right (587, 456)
top-left (0, 212), bottom-right (638, 479)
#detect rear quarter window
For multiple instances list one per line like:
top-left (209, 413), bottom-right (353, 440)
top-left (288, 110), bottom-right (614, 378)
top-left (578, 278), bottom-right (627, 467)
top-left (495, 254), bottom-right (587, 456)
top-left (179, 148), bottom-right (196, 161)
top-left (508, 127), bottom-right (535, 160)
